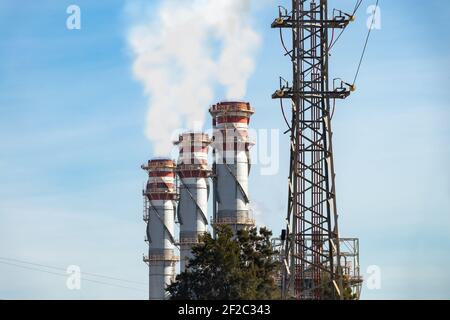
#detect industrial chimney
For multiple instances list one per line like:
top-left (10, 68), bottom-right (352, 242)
top-left (209, 101), bottom-right (255, 234)
top-left (142, 159), bottom-right (178, 300)
top-left (174, 132), bottom-right (211, 271)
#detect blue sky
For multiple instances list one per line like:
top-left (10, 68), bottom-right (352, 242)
top-left (0, 0), bottom-right (449, 299)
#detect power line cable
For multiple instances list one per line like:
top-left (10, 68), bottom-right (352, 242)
top-left (329, 0), bottom-right (365, 51)
top-left (279, 98), bottom-right (292, 132)
top-left (352, 0), bottom-right (380, 85)
top-left (0, 260), bottom-right (147, 293)
top-left (0, 256), bottom-right (146, 286)
top-left (330, 0), bottom-right (379, 120)
top-left (353, 0), bottom-right (365, 14)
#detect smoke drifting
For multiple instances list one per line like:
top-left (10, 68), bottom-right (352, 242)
top-left (127, 0), bottom-right (261, 155)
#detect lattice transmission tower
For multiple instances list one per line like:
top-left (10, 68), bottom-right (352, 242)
top-left (272, 0), bottom-right (356, 300)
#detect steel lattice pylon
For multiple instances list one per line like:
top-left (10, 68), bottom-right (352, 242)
top-left (272, 0), bottom-right (353, 300)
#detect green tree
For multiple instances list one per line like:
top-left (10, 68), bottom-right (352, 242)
top-left (237, 227), bottom-right (281, 299)
top-left (320, 271), bottom-right (359, 300)
top-left (167, 225), bottom-right (281, 300)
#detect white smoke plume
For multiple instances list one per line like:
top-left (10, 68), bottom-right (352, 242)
top-left (127, 0), bottom-right (261, 156)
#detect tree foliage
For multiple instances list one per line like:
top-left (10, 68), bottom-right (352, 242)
top-left (167, 225), bottom-right (281, 300)
top-left (320, 271), bottom-right (359, 300)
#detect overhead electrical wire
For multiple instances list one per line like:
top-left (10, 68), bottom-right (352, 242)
top-left (329, 28), bottom-right (345, 51)
top-left (329, 0), bottom-right (364, 51)
top-left (277, 26), bottom-right (293, 132)
top-left (331, 98), bottom-right (337, 120)
top-left (353, 0), bottom-right (365, 16)
top-left (0, 260), bottom-right (147, 292)
top-left (279, 28), bottom-right (293, 59)
top-left (0, 256), bottom-right (147, 290)
top-left (352, 0), bottom-right (379, 85)
top-left (331, 0), bottom-right (379, 119)
top-left (280, 99), bottom-right (292, 132)
top-left (0, 256), bottom-right (146, 285)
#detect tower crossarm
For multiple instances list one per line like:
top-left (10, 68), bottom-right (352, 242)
top-left (271, 18), bottom-right (350, 29)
